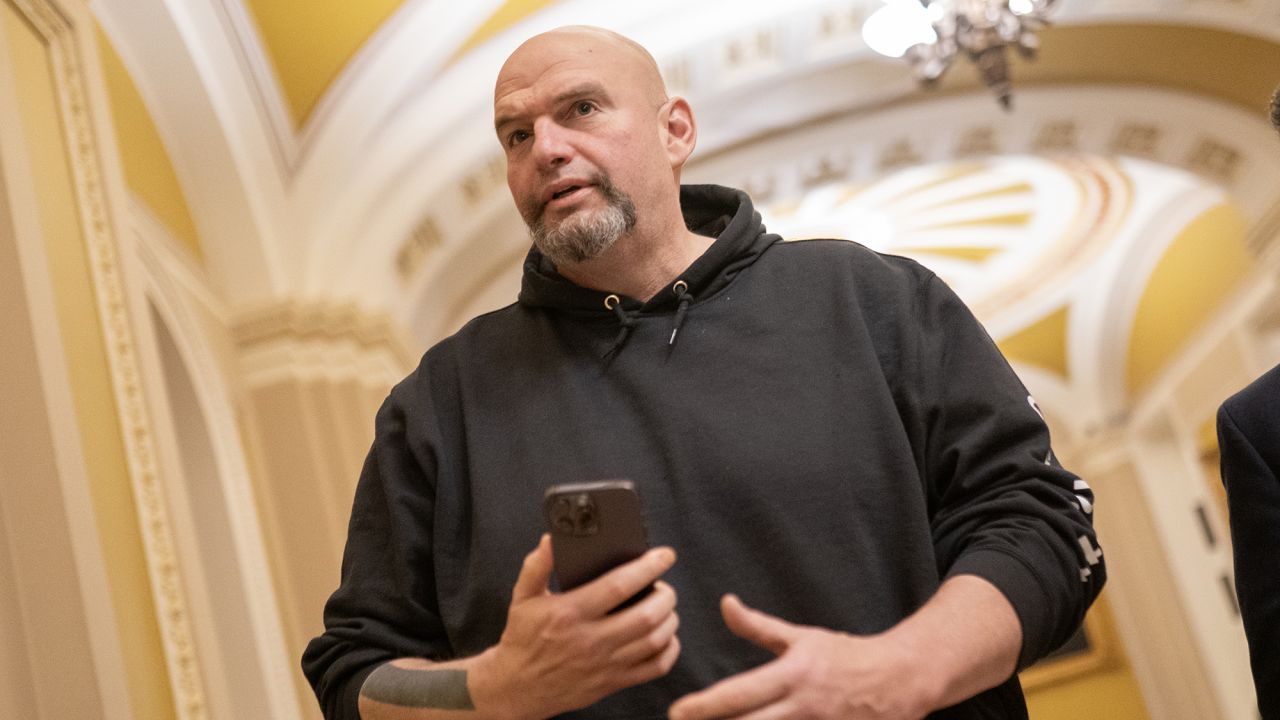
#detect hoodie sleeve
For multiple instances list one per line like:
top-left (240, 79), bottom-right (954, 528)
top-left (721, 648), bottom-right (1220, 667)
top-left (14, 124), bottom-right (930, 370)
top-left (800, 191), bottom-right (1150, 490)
top-left (301, 374), bottom-right (451, 720)
top-left (915, 273), bottom-right (1105, 669)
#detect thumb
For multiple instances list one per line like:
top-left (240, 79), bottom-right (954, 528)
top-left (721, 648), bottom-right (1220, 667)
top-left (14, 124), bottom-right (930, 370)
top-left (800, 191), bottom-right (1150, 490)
top-left (511, 534), bottom-right (553, 602)
top-left (721, 594), bottom-right (799, 655)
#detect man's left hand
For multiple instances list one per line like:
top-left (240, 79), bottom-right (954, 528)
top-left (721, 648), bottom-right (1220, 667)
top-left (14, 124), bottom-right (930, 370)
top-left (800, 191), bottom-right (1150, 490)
top-left (668, 594), bottom-right (939, 720)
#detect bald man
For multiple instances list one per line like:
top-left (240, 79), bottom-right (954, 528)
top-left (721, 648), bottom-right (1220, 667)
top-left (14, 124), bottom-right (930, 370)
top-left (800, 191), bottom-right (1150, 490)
top-left (303, 27), bottom-right (1104, 720)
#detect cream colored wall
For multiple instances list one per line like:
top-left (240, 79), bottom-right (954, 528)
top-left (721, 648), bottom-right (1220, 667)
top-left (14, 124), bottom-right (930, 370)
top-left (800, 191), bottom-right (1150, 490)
top-left (0, 1), bottom-right (313, 718)
top-left (0, 113), bottom-right (116, 720)
top-left (0, 1), bottom-right (176, 716)
top-left (233, 301), bottom-right (411, 718)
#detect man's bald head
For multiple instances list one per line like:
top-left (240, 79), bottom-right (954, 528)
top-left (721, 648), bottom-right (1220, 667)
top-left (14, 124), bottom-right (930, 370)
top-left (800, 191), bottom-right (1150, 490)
top-left (495, 26), bottom-right (669, 108)
top-left (492, 26), bottom-right (699, 271)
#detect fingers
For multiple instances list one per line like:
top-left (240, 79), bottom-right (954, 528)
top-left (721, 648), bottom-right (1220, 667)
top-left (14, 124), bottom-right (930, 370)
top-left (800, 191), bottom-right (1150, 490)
top-left (668, 660), bottom-right (788, 720)
top-left (511, 534), bottom-right (553, 602)
top-left (721, 594), bottom-right (798, 656)
top-left (610, 600), bottom-right (680, 665)
top-left (573, 546), bottom-right (676, 617)
top-left (731, 701), bottom-right (798, 720)
top-left (617, 633), bottom-right (682, 689)
top-left (598, 579), bottom-right (677, 640)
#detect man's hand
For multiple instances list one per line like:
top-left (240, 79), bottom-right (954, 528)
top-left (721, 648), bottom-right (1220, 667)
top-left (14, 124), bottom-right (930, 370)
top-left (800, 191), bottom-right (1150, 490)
top-left (668, 595), bottom-right (937, 720)
top-left (670, 576), bottom-right (1022, 720)
top-left (470, 534), bottom-right (682, 720)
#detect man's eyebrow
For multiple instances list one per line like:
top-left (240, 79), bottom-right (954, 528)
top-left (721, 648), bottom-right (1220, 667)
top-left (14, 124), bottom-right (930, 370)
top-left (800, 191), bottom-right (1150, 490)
top-left (494, 82), bottom-right (610, 132)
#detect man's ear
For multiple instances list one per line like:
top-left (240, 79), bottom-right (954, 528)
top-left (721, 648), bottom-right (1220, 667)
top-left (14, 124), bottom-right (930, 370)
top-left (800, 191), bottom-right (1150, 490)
top-left (661, 97), bottom-right (697, 169)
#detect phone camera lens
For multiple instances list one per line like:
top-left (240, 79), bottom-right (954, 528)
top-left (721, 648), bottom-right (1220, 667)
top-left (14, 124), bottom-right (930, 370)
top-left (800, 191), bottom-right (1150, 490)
top-left (568, 493), bottom-right (599, 536)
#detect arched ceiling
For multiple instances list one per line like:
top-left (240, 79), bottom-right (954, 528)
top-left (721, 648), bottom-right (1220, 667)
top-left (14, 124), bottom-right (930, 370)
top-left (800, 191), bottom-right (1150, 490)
top-left (242, 0), bottom-right (406, 127)
top-left (87, 0), bottom-right (1280, 436)
top-left (240, 0), bottom-right (561, 128)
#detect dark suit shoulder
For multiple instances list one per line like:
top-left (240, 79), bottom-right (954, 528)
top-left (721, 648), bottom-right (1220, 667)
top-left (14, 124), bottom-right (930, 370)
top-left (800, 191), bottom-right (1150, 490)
top-left (1219, 362), bottom-right (1280, 482)
top-left (1221, 364), bottom-right (1280, 432)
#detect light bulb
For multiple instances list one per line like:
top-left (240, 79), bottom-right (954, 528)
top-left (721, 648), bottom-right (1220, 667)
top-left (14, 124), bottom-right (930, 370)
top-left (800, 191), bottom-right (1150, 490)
top-left (862, 0), bottom-right (939, 59)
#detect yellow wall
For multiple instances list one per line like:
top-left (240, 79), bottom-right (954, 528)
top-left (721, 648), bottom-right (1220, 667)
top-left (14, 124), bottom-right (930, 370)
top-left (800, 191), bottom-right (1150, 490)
top-left (244, 0), bottom-right (405, 127)
top-left (1026, 670), bottom-right (1150, 719)
top-left (2, 3), bottom-right (174, 717)
top-left (1127, 203), bottom-right (1250, 398)
top-left (450, 0), bottom-right (563, 61)
top-left (243, 0), bottom-right (566, 127)
top-left (999, 305), bottom-right (1070, 380)
top-left (1022, 595), bottom-right (1150, 719)
top-left (93, 22), bottom-right (203, 260)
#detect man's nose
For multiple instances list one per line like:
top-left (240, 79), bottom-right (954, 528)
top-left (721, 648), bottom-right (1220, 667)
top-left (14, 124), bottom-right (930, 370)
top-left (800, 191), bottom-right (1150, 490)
top-left (531, 119), bottom-right (572, 168)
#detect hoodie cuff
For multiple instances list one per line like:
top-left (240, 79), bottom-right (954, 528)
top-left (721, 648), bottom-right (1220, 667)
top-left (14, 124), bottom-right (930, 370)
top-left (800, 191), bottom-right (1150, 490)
top-left (945, 547), bottom-right (1053, 671)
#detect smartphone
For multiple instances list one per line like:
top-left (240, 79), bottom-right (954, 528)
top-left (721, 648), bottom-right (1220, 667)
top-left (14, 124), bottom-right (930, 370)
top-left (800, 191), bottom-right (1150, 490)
top-left (542, 480), bottom-right (651, 605)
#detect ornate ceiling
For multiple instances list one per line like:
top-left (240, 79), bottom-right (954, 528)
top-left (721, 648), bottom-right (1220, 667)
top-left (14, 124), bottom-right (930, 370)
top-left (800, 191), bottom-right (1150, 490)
top-left (88, 0), bottom-right (1280, 443)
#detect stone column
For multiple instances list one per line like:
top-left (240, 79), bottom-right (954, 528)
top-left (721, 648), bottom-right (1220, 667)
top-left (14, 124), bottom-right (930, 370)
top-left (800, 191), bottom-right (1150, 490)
top-left (233, 300), bottom-right (413, 714)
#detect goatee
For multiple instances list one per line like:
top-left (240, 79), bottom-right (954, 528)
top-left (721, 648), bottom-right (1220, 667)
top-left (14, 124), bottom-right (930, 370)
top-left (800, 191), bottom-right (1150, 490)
top-left (525, 175), bottom-right (637, 267)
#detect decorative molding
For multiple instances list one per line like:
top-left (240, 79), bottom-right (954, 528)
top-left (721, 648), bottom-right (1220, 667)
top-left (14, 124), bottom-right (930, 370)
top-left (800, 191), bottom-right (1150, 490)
top-left (684, 87), bottom-right (1280, 227)
top-left (131, 206), bottom-right (305, 720)
top-left (128, 197), bottom-right (228, 320)
top-left (1032, 120), bottom-right (1078, 153)
top-left (1185, 137), bottom-right (1240, 184)
top-left (460, 154), bottom-right (507, 209)
top-left (954, 126), bottom-right (999, 158)
top-left (1108, 123), bottom-right (1160, 159)
top-left (395, 214), bottom-right (444, 285)
top-left (9, 0), bottom-right (208, 716)
top-left (232, 299), bottom-right (414, 373)
top-left (209, 0), bottom-right (298, 174)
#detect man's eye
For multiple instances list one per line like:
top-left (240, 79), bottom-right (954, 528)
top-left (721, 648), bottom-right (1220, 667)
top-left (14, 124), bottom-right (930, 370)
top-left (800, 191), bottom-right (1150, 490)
top-left (507, 130), bottom-right (530, 147)
top-left (575, 101), bottom-right (594, 115)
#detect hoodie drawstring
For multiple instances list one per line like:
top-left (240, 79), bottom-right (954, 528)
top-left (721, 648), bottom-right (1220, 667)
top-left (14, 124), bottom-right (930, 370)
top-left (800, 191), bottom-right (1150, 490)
top-left (603, 294), bottom-right (637, 361)
top-left (669, 280), bottom-right (692, 348)
top-left (601, 280), bottom-right (693, 360)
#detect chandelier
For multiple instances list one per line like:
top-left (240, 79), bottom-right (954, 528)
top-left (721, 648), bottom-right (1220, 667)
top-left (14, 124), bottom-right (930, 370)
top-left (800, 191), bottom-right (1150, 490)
top-left (862, 0), bottom-right (1060, 109)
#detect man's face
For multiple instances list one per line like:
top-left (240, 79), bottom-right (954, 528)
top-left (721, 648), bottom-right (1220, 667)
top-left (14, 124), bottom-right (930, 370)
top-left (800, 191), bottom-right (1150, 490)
top-left (493, 30), bottom-right (670, 264)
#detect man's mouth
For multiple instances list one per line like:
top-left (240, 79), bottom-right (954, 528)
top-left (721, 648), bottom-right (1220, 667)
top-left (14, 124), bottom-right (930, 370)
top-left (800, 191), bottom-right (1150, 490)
top-left (552, 185), bottom-right (582, 200)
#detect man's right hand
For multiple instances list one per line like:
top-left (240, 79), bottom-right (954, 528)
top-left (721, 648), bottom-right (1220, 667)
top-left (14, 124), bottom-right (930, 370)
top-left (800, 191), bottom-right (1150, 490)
top-left (470, 534), bottom-right (681, 719)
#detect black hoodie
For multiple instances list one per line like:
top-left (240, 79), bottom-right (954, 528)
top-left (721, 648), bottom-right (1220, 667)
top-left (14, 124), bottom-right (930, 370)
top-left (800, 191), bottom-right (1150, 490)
top-left (303, 185), bottom-right (1104, 719)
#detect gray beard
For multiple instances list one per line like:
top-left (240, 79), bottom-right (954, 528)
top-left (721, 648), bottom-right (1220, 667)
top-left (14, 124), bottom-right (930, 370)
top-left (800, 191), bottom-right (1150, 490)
top-left (526, 177), bottom-right (637, 267)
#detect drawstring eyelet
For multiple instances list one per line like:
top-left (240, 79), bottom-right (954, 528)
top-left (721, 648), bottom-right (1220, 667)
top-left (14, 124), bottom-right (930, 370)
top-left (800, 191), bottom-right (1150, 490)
top-left (669, 281), bottom-right (694, 348)
top-left (602, 294), bottom-right (636, 362)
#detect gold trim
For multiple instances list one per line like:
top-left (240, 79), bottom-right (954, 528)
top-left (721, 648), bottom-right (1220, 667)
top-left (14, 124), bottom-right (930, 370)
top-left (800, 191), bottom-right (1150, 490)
top-left (913, 181), bottom-right (1034, 213)
top-left (8, 0), bottom-right (207, 716)
top-left (879, 162), bottom-right (989, 208)
top-left (910, 211), bottom-right (1033, 231)
top-left (898, 245), bottom-right (1002, 263)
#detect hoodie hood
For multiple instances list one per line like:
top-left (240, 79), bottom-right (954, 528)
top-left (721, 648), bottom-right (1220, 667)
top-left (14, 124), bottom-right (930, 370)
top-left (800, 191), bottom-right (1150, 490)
top-left (517, 184), bottom-right (779, 315)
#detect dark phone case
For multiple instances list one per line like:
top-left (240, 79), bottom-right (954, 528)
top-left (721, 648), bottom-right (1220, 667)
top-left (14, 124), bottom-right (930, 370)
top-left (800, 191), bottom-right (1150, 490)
top-left (542, 480), bottom-right (650, 593)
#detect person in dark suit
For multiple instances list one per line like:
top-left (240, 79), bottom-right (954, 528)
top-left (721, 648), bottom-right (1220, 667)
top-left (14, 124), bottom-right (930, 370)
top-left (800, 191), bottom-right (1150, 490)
top-left (1217, 82), bottom-right (1280, 720)
top-left (1219, 355), bottom-right (1280, 718)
